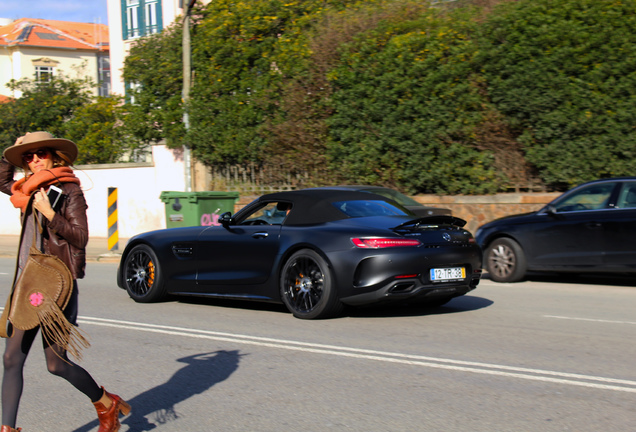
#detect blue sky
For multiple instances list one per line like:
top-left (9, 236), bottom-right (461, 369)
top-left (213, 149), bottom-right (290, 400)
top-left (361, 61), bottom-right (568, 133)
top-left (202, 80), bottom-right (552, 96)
top-left (0, 0), bottom-right (109, 25)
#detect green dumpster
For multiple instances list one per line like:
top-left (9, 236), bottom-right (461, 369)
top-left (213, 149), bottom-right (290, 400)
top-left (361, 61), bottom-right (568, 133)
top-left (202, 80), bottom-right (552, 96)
top-left (159, 191), bottom-right (239, 228)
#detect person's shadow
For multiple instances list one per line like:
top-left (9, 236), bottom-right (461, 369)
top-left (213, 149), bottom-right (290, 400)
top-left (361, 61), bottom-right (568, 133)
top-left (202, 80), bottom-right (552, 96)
top-left (73, 350), bottom-right (243, 432)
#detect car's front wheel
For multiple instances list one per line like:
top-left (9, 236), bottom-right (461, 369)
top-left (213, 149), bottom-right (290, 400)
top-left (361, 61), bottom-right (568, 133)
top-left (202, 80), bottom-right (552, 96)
top-left (122, 244), bottom-right (167, 302)
top-left (280, 249), bottom-right (343, 319)
top-left (485, 238), bottom-right (527, 283)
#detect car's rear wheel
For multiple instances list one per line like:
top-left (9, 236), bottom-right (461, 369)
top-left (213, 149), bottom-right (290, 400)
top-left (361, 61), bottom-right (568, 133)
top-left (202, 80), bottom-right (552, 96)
top-left (123, 244), bottom-right (167, 302)
top-left (485, 238), bottom-right (527, 282)
top-left (280, 249), bottom-right (343, 319)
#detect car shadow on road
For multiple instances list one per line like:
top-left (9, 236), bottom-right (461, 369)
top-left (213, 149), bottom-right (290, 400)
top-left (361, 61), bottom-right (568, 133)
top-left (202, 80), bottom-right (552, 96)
top-left (175, 294), bottom-right (493, 319)
top-left (177, 296), bottom-right (290, 314)
top-left (346, 295), bottom-right (494, 319)
top-left (72, 350), bottom-right (243, 432)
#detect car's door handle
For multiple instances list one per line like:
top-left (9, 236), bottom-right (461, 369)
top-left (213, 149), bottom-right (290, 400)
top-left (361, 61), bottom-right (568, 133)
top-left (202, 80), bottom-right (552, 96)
top-left (586, 222), bottom-right (602, 229)
top-left (252, 232), bottom-right (269, 239)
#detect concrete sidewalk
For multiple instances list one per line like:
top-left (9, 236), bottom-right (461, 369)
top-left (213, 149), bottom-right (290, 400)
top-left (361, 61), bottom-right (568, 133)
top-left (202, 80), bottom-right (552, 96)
top-left (0, 235), bottom-right (128, 262)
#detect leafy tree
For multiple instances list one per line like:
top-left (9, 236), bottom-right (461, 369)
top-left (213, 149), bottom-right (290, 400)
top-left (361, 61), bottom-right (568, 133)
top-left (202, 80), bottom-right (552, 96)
top-left (122, 0), bottom-right (382, 167)
top-left (63, 97), bottom-right (127, 164)
top-left (0, 75), bottom-right (93, 151)
top-left (187, 0), bottom-right (361, 166)
top-left (123, 20), bottom-right (186, 148)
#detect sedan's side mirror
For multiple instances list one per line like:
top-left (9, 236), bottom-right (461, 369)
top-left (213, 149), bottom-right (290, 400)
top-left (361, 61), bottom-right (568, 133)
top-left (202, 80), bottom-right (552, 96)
top-left (219, 212), bottom-right (232, 228)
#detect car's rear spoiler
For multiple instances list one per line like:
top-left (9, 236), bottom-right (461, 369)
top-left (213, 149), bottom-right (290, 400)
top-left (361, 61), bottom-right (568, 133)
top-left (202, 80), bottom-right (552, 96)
top-left (393, 215), bottom-right (467, 230)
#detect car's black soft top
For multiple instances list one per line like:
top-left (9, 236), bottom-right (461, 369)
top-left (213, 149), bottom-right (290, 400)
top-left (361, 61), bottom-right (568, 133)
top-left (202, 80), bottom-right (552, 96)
top-left (257, 189), bottom-right (400, 225)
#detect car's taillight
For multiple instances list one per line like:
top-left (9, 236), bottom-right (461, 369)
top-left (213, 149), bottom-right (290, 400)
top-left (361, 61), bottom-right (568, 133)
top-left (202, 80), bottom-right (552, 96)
top-left (352, 238), bottom-right (422, 248)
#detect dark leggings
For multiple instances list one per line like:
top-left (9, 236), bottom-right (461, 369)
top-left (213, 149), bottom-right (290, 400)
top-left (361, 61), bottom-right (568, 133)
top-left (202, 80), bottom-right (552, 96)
top-left (1, 326), bottom-right (103, 427)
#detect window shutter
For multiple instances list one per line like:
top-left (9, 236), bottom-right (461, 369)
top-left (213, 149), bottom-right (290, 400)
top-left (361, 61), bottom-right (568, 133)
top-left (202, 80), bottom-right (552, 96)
top-left (120, 0), bottom-right (128, 39)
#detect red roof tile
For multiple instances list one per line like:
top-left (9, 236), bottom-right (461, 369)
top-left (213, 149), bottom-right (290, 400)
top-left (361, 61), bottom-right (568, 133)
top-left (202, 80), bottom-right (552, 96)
top-left (0, 18), bottom-right (108, 52)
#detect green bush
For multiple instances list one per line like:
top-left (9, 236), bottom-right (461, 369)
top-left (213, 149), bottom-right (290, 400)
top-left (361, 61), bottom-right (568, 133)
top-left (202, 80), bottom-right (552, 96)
top-left (478, 0), bottom-right (636, 188)
top-left (326, 4), bottom-right (503, 194)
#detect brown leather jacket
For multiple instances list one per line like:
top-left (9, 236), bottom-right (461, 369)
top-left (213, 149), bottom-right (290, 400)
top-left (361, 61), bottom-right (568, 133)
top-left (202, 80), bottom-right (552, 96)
top-left (0, 158), bottom-right (88, 279)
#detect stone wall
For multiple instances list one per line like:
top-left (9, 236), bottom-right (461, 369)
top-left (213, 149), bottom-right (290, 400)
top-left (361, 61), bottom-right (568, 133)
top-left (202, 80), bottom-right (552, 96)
top-left (411, 193), bottom-right (560, 232)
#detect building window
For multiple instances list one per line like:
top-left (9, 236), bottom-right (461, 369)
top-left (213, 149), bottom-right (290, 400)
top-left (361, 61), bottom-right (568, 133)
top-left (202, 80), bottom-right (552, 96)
top-left (98, 54), bottom-right (111, 97)
top-left (145, 0), bottom-right (159, 34)
top-left (122, 0), bottom-right (162, 40)
top-left (35, 66), bottom-right (54, 82)
top-left (126, 0), bottom-right (140, 39)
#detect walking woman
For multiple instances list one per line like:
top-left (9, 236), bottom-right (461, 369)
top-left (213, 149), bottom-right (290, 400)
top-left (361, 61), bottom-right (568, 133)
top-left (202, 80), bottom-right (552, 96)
top-left (0, 132), bottom-right (130, 432)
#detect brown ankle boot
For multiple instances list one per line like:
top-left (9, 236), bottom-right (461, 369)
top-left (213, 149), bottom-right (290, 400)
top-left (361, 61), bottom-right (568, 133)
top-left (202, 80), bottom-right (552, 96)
top-left (93, 387), bottom-right (131, 432)
top-left (1, 426), bottom-right (21, 432)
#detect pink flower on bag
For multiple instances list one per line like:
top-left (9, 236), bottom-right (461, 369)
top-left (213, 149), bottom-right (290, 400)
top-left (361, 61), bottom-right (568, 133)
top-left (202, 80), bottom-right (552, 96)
top-left (29, 292), bottom-right (44, 307)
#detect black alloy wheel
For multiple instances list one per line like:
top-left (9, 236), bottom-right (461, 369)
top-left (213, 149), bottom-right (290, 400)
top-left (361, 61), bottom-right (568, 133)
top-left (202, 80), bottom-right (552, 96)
top-left (123, 244), bottom-right (167, 302)
top-left (485, 238), bottom-right (527, 283)
top-left (280, 249), bottom-right (343, 319)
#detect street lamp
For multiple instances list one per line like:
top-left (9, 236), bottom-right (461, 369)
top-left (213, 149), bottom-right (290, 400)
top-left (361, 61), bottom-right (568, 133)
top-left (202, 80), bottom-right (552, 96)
top-left (182, 0), bottom-right (196, 192)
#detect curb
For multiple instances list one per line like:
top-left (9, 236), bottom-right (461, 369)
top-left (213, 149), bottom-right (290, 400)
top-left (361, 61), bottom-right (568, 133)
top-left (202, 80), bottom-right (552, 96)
top-left (0, 252), bottom-right (122, 263)
top-left (95, 253), bottom-right (123, 263)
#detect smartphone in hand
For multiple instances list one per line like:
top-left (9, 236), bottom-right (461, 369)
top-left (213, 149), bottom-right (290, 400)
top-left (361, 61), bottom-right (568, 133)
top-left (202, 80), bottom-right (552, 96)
top-left (47, 185), bottom-right (64, 211)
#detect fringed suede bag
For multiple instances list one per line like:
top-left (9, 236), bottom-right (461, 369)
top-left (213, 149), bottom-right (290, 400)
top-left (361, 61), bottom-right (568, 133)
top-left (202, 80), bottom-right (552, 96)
top-left (0, 197), bottom-right (89, 361)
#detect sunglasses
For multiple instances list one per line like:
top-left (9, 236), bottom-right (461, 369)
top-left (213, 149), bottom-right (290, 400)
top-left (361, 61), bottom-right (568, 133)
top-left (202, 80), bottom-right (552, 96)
top-left (21, 149), bottom-right (50, 164)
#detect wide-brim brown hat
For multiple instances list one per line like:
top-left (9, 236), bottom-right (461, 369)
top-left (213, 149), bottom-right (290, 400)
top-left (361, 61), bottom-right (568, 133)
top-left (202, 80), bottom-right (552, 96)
top-left (3, 131), bottom-right (78, 167)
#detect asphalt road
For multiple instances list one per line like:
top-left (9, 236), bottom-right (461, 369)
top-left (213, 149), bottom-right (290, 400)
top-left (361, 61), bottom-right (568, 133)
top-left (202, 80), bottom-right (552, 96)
top-left (0, 258), bottom-right (634, 431)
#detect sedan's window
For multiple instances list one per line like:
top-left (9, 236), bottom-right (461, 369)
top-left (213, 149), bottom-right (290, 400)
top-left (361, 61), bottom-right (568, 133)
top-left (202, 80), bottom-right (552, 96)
top-left (333, 200), bottom-right (409, 218)
top-left (616, 182), bottom-right (636, 208)
top-left (554, 183), bottom-right (615, 212)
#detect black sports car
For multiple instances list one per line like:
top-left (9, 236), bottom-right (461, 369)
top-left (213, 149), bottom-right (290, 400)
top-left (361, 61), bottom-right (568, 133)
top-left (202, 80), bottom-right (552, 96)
top-left (311, 185), bottom-right (452, 216)
top-left (117, 189), bottom-right (482, 319)
top-left (476, 177), bottom-right (636, 282)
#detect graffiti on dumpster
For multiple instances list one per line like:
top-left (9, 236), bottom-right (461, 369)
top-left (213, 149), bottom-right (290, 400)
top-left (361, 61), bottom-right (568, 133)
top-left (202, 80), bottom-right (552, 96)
top-left (201, 208), bottom-right (222, 226)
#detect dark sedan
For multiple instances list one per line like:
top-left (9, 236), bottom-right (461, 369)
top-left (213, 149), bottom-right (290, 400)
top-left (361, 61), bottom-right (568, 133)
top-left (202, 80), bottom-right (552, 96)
top-left (118, 189), bottom-right (481, 319)
top-left (476, 178), bottom-right (636, 282)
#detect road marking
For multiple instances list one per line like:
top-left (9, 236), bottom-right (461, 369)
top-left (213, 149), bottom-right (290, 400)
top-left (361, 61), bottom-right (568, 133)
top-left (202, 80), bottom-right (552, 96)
top-left (80, 316), bottom-right (636, 394)
top-left (545, 315), bottom-right (636, 325)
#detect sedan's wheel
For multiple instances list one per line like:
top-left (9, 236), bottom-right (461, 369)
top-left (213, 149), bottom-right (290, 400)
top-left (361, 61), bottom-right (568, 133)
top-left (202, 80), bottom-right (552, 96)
top-left (280, 249), bottom-right (344, 319)
top-left (123, 244), bottom-right (167, 302)
top-left (485, 238), bottom-right (527, 283)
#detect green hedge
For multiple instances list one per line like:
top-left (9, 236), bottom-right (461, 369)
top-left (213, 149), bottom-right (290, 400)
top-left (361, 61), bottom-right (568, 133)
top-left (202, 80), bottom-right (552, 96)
top-left (478, 0), bottom-right (636, 188)
top-left (120, 0), bottom-right (636, 193)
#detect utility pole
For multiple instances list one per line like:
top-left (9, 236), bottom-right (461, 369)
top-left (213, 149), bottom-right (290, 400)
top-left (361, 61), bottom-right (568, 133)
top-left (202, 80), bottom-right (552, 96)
top-left (182, 0), bottom-right (197, 192)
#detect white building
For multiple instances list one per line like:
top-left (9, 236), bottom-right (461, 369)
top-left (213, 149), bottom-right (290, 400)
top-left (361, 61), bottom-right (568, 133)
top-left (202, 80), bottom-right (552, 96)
top-left (0, 18), bottom-right (110, 98)
top-left (107, 0), bottom-right (198, 96)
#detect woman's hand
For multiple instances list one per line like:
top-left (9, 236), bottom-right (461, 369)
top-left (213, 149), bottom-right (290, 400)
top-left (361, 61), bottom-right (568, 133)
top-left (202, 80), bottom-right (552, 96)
top-left (33, 187), bottom-right (56, 221)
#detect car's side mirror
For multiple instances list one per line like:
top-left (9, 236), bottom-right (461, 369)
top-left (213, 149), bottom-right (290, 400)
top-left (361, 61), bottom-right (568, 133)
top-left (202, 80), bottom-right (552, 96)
top-left (545, 204), bottom-right (558, 216)
top-left (219, 212), bottom-right (232, 228)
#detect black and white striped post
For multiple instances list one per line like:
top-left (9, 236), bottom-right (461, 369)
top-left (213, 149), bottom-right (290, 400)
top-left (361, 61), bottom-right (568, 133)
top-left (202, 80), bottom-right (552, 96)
top-left (107, 187), bottom-right (118, 251)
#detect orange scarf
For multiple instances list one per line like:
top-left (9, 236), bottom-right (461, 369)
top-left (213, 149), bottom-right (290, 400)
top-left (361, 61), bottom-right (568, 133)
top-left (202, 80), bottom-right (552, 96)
top-left (10, 167), bottom-right (80, 212)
